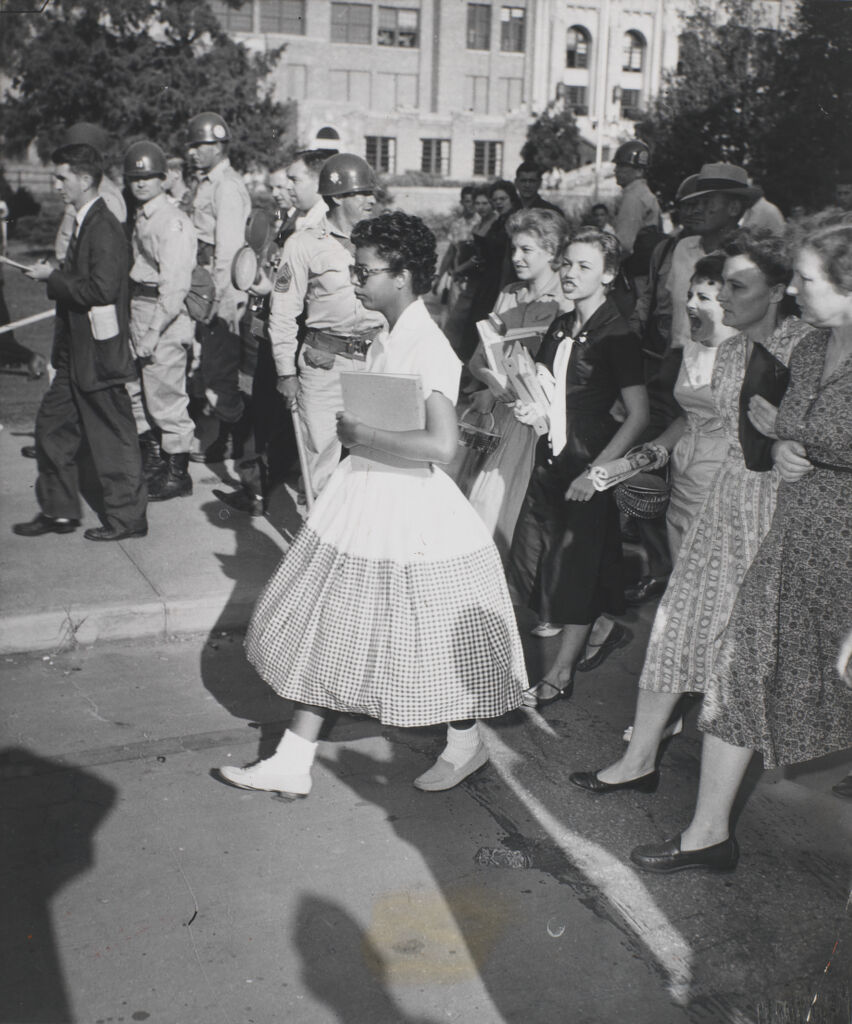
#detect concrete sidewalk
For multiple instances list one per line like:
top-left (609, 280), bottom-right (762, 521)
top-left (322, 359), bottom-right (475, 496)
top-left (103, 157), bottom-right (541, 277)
top-left (0, 424), bottom-right (301, 654)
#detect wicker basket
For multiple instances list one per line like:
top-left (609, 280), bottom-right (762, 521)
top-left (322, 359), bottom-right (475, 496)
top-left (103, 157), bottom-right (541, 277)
top-left (457, 409), bottom-right (501, 456)
top-left (614, 467), bottom-right (671, 520)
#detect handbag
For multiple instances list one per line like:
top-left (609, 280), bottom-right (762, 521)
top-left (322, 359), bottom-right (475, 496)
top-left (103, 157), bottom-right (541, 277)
top-left (614, 464), bottom-right (671, 520)
top-left (739, 340), bottom-right (790, 472)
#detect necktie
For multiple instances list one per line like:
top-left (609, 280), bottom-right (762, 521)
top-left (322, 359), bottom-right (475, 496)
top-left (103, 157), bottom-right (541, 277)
top-left (64, 220), bottom-right (79, 269)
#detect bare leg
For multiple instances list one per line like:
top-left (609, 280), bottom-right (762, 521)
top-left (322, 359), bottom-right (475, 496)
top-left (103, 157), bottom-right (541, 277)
top-left (597, 690), bottom-right (682, 783)
top-left (678, 733), bottom-right (755, 850)
top-left (543, 623), bottom-right (591, 685)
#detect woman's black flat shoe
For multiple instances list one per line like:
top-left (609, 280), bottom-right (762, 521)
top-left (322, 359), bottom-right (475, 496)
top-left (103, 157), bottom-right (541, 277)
top-left (576, 622), bottom-right (631, 672)
top-left (522, 675), bottom-right (574, 708)
top-left (569, 769), bottom-right (660, 794)
top-left (630, 834), bottom-right (739, 874)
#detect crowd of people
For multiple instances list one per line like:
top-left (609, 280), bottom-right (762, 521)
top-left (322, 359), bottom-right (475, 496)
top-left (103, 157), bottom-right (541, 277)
top-left (6, 117), bottom-right (851, 870)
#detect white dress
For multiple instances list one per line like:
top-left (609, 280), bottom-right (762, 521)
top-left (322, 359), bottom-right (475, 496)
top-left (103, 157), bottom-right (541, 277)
top-left (245, 299), bottom-right (527, 727)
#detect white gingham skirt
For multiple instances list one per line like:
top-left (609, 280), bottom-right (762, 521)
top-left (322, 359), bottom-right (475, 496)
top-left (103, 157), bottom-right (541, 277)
top-left (245, 455), bottom-right (527, 727)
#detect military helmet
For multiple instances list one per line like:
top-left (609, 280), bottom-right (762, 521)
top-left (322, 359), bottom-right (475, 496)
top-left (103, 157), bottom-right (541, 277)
top-left (123, 140), bottom-right (167, 179)
top-left (58, 122), bottom-right (111, 154)
top-left (187, 112), bottom-right (231, 146)
top-left (318, 153), bottom-right (376, 197)
top-left (613, 139), bottom-right (651, 169)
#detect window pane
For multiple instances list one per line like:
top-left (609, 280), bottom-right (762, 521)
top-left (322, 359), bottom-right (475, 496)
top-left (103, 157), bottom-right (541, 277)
top-left (566, 26), bottom-right (589, 68)
top-left (260, 0), bottom-right (306, 34)
top-left (500, 6), bottom-right (525, 52)
top-left (623, 31), bottom-right (644, 71)
top-left (467, 4), bottom-right (491, 50)
top-left (331, 2), bottom-right (372, 44)
top-left (210, 0), bottom-right (253, 31)
top-left (378, 6), bottom-right (419, 47)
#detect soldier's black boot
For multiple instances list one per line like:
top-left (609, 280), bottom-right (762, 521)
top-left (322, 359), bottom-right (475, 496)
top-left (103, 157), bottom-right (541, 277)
top-left (148, 452), bottom-right (193, 501)
top-left (139, 430), bottom-right (166, 482)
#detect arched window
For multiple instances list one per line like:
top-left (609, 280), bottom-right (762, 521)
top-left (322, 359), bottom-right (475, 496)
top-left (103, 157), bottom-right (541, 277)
top-left (622, 30), bottom-right (646, 72)
top-left (565, 26), bottom-right (590, 69)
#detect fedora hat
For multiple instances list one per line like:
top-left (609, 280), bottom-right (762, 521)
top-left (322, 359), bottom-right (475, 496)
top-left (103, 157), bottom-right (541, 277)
top-left (685, 163), bottom-right (762, 202)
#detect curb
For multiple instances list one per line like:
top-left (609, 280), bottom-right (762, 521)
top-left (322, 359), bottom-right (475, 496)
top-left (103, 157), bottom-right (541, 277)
top-left (0, 592), bottom-right (257, 655)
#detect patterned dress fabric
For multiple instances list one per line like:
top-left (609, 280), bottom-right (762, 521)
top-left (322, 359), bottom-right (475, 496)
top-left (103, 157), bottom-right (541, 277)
top-left (666, 340), bottom-right (728, 562)
top-left (699, 331), bottom-right (852, 767)
top-left (245, 298), bottom-right (527, 728)
top-left (638, 317), bottom-right (812, 695)
top-left (467, 280), bottom-right (561, 560)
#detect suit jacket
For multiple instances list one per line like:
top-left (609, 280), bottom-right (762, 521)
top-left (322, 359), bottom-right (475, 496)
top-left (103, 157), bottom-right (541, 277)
top-left (47, 197), bottom-right (134, 392)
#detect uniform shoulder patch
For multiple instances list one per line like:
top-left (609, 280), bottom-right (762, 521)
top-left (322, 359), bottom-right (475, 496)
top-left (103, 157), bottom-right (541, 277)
top-left (275, 264), bottom-right (293, 292)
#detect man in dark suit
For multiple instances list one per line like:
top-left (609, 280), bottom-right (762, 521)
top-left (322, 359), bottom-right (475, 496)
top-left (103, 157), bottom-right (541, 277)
top-left (14, 143), bottom-right (147, 541)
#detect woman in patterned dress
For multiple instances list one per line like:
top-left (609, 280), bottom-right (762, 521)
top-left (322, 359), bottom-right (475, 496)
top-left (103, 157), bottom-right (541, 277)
top-left (218, 212), bottom-right (526, 799)
top-left (631, 215), bottom-right (852, 873)
top-left (465, 208), bottom-right (567, 559)
top-left (570, 230), bottom-right (812, 794)
top-left (508, 229), bottom-right (650, 706)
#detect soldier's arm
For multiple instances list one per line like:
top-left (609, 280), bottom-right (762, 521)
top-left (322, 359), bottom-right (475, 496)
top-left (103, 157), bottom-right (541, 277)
top-left (212, 178), bottom-right (248, 300)
top-left (151, 214), bottom-right (196, 332)
top-left (268, 234), bottom-right (310, 377)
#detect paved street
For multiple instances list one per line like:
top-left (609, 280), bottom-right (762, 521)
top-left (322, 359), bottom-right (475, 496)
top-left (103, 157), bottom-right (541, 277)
top-left (2, 628), bottom-right (850, 1024)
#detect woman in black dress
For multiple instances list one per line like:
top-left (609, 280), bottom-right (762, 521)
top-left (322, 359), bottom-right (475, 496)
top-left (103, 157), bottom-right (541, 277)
top-left (508, 229), bottom-right (649, 706)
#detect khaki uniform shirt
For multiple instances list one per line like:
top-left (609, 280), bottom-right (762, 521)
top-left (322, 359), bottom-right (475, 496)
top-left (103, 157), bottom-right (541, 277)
top-left (268, 216), bottom-right (385, 377)
top-left (130, 193), bottom-right (196, 325)
top-left (191, 157), bottom-right (250, 319)
top-left (614, 178), bottom-right (661, 256)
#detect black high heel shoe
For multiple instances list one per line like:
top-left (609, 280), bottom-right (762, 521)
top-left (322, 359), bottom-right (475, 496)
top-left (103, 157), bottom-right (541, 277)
top-left (522, 673), bottom-right (574, 709)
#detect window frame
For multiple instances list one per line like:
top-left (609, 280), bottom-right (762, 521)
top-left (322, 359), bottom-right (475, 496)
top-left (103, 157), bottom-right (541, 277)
top-left (365, 135), bottom-right (397, 174)
top-left (421, 138), bottom-right (451, 177)
top-left (331, 2), bottom-right (373, 44)
top-left (209, 0), bottom-right (253, 32)
top-left (473, 140), bottom-right (503, 177)
top-left (565, 25), bottom-right (590, 69)
top-left (377, 6), bottom-right (420, 47)
top-left (622, 30), bottom-right (645, 72)
top-left (260, 0), bottom-right (306, 35)
top-left (500, 5), bottom-right (525, 53)
top-left (466, 3), bottom-right (492, 51)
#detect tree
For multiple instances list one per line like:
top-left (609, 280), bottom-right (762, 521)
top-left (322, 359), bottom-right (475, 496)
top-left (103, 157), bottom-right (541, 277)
top-left (636, 0), bottom-right (781, 205)
top-left (637, 0), bottom-right (852, 213)
top-left (522, 103), bottom-right (582, 173)
top-left (0, 0), bottom-right (298, 170)
top-left (760, 0), bottom-right (852, 211)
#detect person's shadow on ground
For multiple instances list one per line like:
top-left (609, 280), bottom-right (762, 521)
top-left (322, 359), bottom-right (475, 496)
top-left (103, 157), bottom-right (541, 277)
top-left (0, 747), bottom-right (116, 1024)
top-left (197, 495), bottom-right (300, 758)
top-left (295, 893), bottom-right (442, 1024)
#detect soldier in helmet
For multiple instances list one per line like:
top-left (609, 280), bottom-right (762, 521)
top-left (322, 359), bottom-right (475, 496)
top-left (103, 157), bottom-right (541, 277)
top-left (185, 111), bottom-right (251, 461)
top-left (612, 139), bottom-right (660, 259)
top-left (268, 152), bottom-right (385, 499)
top-left (124, 140), bottom-right (198, 501)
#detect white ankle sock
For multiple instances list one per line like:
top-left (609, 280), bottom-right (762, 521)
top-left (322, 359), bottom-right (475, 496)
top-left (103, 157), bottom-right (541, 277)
top-left (269, 729), bottom-right (318, 773)
top-left (441, 723), bottom-right (481, 768)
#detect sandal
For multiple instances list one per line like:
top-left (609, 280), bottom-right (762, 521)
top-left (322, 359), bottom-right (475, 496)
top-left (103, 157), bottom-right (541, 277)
top-left (522, 673), bottom-right (574, 709)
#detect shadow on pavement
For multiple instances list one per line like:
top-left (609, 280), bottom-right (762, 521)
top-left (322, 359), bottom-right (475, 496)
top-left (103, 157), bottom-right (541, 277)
top-left (197, 496), bottom-right (296, 759)
top-left (295, 893), bottom-right (441, 1024)
top-left (0, 747), bottom-right (116, 1024)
